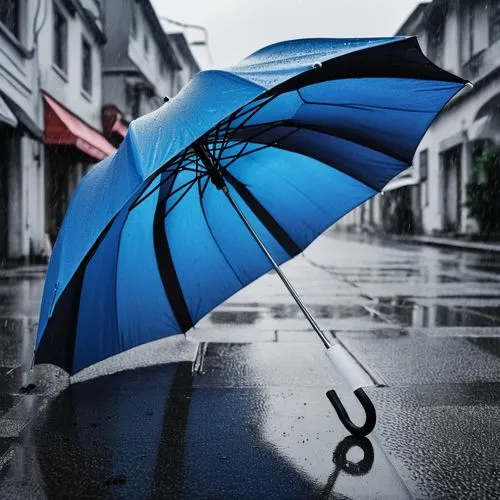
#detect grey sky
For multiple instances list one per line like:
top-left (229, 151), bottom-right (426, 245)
top-left (152, 0), bottom-right (424, 69)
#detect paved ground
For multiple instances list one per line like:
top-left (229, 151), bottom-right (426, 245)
top-left (0, 231), bottom-right (499, 499)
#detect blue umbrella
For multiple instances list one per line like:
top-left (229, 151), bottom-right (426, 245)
top-left (34, 37), bottom-right (468, 436)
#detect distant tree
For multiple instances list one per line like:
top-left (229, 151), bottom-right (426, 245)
top-left (466, 145), bottom-right (500, 237)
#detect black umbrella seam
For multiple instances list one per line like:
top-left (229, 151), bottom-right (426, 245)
top-left (224, 171), bottom-right (302, 257)
top-left (198, 178), bottom-right (245, 288)
top-left (153, 170), bottom-right (194, 333)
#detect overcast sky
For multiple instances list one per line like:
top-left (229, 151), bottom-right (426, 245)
top-left (152, 0), bottom-right (423, 69)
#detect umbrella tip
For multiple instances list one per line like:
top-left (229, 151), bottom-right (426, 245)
top-left (313, 61), bottom-right (322, 69)
top-left (466, 82), bottom-right (474, 89)
top-left (164, 96), bottom-right (170, 103)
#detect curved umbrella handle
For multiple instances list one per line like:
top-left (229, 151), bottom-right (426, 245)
top-left (326, 388), bottom-right (376, 437)
top-left (325, 344), bottom-right (376, 436)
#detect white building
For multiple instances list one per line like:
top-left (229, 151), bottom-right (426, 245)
top-left (342, 0), bottom-right (500, 237)
top-left (0, 0), bottom-right (115, 259)
top-left (0, 0), bottom-right (45, 261)
top-left (38, 0), bottom-right (115, 244)
top-left (168, 32), bottom-right (200, 94)
top-left (101, 0), bottom-right (181, 139)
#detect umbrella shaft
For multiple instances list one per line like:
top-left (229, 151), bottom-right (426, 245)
top-left (223, 186), bottom-right (333, 349)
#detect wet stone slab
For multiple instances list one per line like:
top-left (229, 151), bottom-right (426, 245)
top-left (337, 334), bottom-right (500, 386)
top-left (193, 342), bottom-right (344, 388)
top-left (0, 287), bottom-right (44, 317)
top-left (0, 318), bottom-right (37, 368)
top-left (0, 361), bottom-right (410, 500)
top-left (362, 326), bottom-right (500, 338)
top-left (0, 419), bottom-right (28, 439)
top-left (369, 298), bottom-right (500, 328)
top-left (0, 437), bottom-right (15, 472)
top-left (0, 438), bottom-right (12, 457)
top-left (0, 365), bottom-right (68, 397)
top-left (370, 384), bottom-right (500, 499)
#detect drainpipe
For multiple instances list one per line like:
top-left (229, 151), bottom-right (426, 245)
top-left (461, 120), bottom-right (471, 235)
top-left (457, 1), bottom-right (463, 75)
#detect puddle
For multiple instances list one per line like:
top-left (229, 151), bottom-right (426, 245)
top-left (370, 299), bottom-right (500, 328)
top-left (208, 303), bottom-right (370, 327)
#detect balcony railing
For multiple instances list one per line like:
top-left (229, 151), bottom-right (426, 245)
top-left (462, 49), bottom-right (485, 81)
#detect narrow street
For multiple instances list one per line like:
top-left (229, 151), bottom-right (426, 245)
top-left (1, 231), bottom-right (499, 498)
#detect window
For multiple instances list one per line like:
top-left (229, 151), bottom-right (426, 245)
top-left (159, 58), bottom-right (167, 76)
top-left (144, 34), bottom-right (149, 55)
top-left (468, 3), bottom-right (474, 58)
top-left (81, 37), bottom-right (92, 95)
top-left (420, 149), bottom-right (429, 207)
top-left (428, 26), bottom-right (444, 65)
top-left (420, 149), bottom-right (428, 181)
top-left (130, 7), bottom-right (137, 38)
top-left (427, 9), bottom-right (445, 66)
top-left (490, 0), bottom-right (500, 45)
top-left (53, 4), bottom-right (68, 73)
top-left (0, 0), bottom-right (20, 38)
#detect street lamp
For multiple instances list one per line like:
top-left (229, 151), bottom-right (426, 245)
top-left (159, 16), bottom-right (214, 68)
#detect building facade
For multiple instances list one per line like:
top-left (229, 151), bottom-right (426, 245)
top-left (101, 0), bottom-right (182, 140)
top-left (0, 0), bottom-right (45, 261)
top-left (342, 0), bottom-right (500, 237)
top-left (0, 0), bottom-right (201, 262)
top-left (38, 0), bottom-right (115, 245)
top-left (168, 32), bottom-right (200, 94)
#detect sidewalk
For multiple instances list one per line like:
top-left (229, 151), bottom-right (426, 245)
top-left (1, 233), bottom-right (499, 498)
top-left (389, 234), bottom-right (500, 253)
top-left (0, 265), bottom-right (47, 279)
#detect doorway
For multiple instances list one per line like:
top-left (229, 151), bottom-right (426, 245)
top-left (0, 126), bottom-right (11, 259)
top-left (442, 146), bottom-right (462, 232)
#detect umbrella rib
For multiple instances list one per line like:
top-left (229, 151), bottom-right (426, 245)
top-left (163, 174), bottom-right (207, 220)
top-left (198, 184), bottom-right (244, 287)
top-left (216, 121), bottom-right (284, 161)
top-left (217, 130), bottom-right (298, 170)
top-left (220, 95), bottom-right (274, 133)
top-left (285, 119), bottom-right (411, 164)
top-left (224, 119), bottom-right (410, 177)
top-left (206, 117), bottom-right (285, 158)
top-left (200, 174), bottom-right (210, 199)
top-left (220, 143), bottom-right (273, 169)
top-left (160, 174), bottom-right (205, 207)
top-left (130, 168), bottom-right (180, 209)
top-left (130, 148), bottom-right (195, 210)
top-left (298, 88), bottom-right (441, 114)
top-left (257, 136), bottom-right (382, 193)
top-left (219, 128), bottom-right (300, 171)
top-left (209, 121), bottom-right (224, 159)
top-left (224, 171), bottom-right (301, 256)
top-left (219, 94), bottom-right (278, 149)
top-left (220, 120), bottom-right (283, 149)
top-left (226, 115), bottom-right (410, 165)
top-left (216, 121), bottom-right (234, 164)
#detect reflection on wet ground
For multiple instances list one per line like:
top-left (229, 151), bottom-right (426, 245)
top-left (0, 362), bottom-right (409, 499)
top-left (369, 297), bottom-right (500, 327)
top-left (1, 235), bottom-right (500, 498)
top-left (209, 303), bottom-right (370, 326)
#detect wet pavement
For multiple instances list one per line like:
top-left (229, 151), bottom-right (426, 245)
top-left (1, 232), bottom-right (500, 498)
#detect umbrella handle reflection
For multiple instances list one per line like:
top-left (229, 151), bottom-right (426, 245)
top-left (321, 435), bottom-right (374, 497)
top-left (326, 388), bottom-right (376, 437)
top-left (332, 435), bottom-right (374, 475)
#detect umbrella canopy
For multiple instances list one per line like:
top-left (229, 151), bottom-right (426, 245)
top-left (34, 37), bottom-right (466, 376)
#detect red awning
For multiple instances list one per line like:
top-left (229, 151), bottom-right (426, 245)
top-left (111, 117), bottom-right (128, 138)
top-left (103, 105), bottom-right (128, 139)
top-left (43, 94), bottom-right (116, 160)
